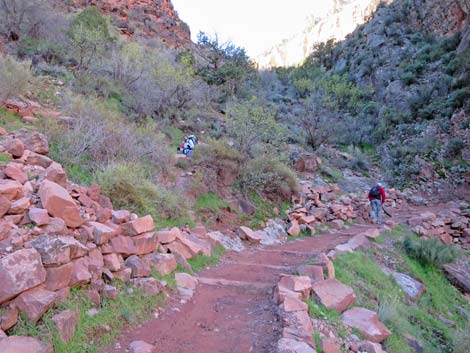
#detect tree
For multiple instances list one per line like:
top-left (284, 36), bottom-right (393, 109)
top-left (227, 98), bottom-right (284, 158)
top-left (196, 32), bottom-right (255, 99)
top-left (67, 7), bottom-right (115, 71)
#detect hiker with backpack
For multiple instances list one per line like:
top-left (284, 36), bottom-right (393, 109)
top-left (368, 183), bottom-right (386, 225)
top-left (177, 134), bottom-right (198, 157)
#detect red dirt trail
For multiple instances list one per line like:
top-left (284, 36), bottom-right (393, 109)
top-left (103, 204), bottom-right (432, 353)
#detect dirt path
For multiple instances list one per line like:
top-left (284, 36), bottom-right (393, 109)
top-left (103, 223), bottom-right (385, 353)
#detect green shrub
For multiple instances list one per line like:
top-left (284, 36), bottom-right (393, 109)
top-left (0, 55), bottom-right (33, 102)
top-left (96, 162), bottom-right (186, 221)
top-left (403, 236), bottom-right (458, 267)
top-left (446, 137), bottom-right (464, 158)
top-left (195, 192), bottom-right (229, 215)
top-left (237, 156), bottom-right (298, 201)
top-left (454, 326), bottom-right (470, 353)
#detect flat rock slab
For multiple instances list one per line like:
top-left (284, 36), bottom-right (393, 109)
top-left (384, 269), bottom-right (425, 300)
top-left (278, 338), bottom-right (317, 353)
top-left (0, 336), bottom-right (52, 353)
top-left (312, 279), bottom-right (356, 313)
top-left (341, 307), bottom-right (391, 343)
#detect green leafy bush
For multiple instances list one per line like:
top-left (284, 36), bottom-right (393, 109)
top-left (96, 162), bottom-right (187, 221)
top-left (403, 236), bottom-right (458, 267)
top-left (238, 156), bottom-right (298, 201)
top-left (0, 55), bottom-right (33, 102)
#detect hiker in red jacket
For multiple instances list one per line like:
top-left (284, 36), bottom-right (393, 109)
top-left (368, 183), bottom-right (386, 224)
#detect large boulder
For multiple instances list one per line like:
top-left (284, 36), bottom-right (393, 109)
top-left (175, 272), bottom-right (198, 290)
top-left (142, 253), bottom-right (177, 275)
top-left (0, 179), bottom-right (23, 200)
top-left (39, 180), bottom-right (83, 228)
top-left (121, 215), bottom-right (154, 236)
top-left (111, 236), bottom-right (136, 257)
top-left (312, 279), bottom-right (356, 313)
top-left (236, 226), bottom-right (262, 244)
top-left (15, 129), bottom-right (49, 154)
top-left (125, 255), bottom-right (151, 278)
top-left (31, 236), bottom-right (88, 266)
top-left (44, 263), bottom-right (74, 291)
top-left (0, 249), bottom-right (46, 304)
top-left (0, 336), bottom-right (52, 353)
top-left (278, 275), bottom-right (312, 300)
top-left (443, 260), bottom-right (470, 293)
top-left (133, 232), bottom-right (158, 255)
top-left (155, 227), bottom-right (179, 244)
top-left (341, 307), bottom-right (391, 343)
top-left (14, 287), bottom-right (57, 324)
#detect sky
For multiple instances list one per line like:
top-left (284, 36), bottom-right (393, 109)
top-left (171, 0), bottom-right (330, 57)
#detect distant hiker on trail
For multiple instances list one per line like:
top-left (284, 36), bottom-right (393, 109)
top-left (177, 134), bottom-right (198, 157)
top-left (368, 182), bottom-right (386, 225)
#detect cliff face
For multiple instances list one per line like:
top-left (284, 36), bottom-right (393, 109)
top-left (257, 0), bottom-right (470, 68)
top-left (256, 0), bottom-right (385, 68)
top-left (70, 0), bottom-right (191, 47)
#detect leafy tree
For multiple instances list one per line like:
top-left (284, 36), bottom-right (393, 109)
top-left (196, 32), bottom-right (255, 99)
top-left (67, 7), bottom-right (115, 71)
top-left (227, 98), bottom-right (284, 158)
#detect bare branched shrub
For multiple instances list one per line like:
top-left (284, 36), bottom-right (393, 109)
top-left (43, 96), bottom-right (174, 176)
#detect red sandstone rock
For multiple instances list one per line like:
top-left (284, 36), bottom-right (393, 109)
top-left (39, 180), bottom-right (83, 228)
top-left (165, 241), bottom-right (194, 259)
top-left (288, 220), bottom-right (301, 236)
top-left (0, 248), bottom-right (46, 304)
top-left (52, 310), bottom-right (79, 342)
top-left (297, 264), bottom-right (324, 283)
top-left (44, 262), bottom-right (74, 291)
top-left (125, 255), bottom-right (151, 278)
top-left (31, 235), bottom-right (88, 266)
top-left (8, 196), bottom-right (30, 214)
top-left (113, 267), bottom-right (132, 282)
top-left (0, 336), bottom-right (52, 353)
top-left (177, 233), bottom-right (212, 257)
top-left (359, 341), bottom-right (387, 353)
top-left (277, 338), bottom-right (316, 353)
top-left (280, 295), bottom-right (308, 312)
top-left (0, 195), bottom-right (11, 217)
top-left (312, 279), bottom-right (356, 313)
top-left (191, 225), bottom-right (207, 236)
top-left (0, 306), bottom-right (18, 331)
top-left (70, 257), bottom-right (92, 287)
top-left (236, 226), bottom-right (262, 244)
top-left (142, 253), bottom-right (177, 275)
top-left (322, 338), bottom-right (342, 353)
top-left (133, 232), bottom-right (158, 255)
top-left (278, 275), bottom-right (312, 300)
top-left (363, 228), bottom-right (381, 239)
top-left (14, 287), bottom-right (57, 324)
top-left (111, 209), bottom-right (130, 224)
top-left (15, 130), bottom-right (49, 155)
top-left (111, 235), bottom-right (136, 256)
top-left (29, 208), bottom-right (50, 226)
top-left (155, 227), bottom-right (180, 244)
top-left (90, 221), bottom-right (118, 245)
top-left (0, 179), bottom-right (23, 200)
top-left (4, 163), bottom-right (28, 184)
top-left (24, 151), bottom-right (52, 168)
top-left (103, 284), bottom-right (118, 300)
top-left (45, 162), bottom-right (67, 187)
top-left (175, 272), bottom-right (198, 290)
top-left (121, 215), bottom-right (154, 236)
top-left (83, 289), bottom-right (101, 306)
top-left (104, 253), bottom-right (122, 271)
top-left (341, 307), bottom-right (391, 343)
top-left (5, 138), bottom-right (24, 158)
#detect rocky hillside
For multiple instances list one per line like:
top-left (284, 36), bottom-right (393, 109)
top-left (61, 0), bottom-right (191, 47)
top-left (257, 0), bottom-right (469, 68)
top-left (257, 0), bottom-right (384, 68)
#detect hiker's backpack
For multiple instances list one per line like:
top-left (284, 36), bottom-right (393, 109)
top-left (370, 186), bottom-right (381, 197)
top-left (187, 135), bottom-right (198, 146)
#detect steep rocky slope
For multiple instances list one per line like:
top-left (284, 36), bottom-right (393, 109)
top-left (257, 0), bottom-right (385, 68)
top-left (257, 0), bottom-right (470, 68)
top-left (63, 0), bottom-right (191, 47)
